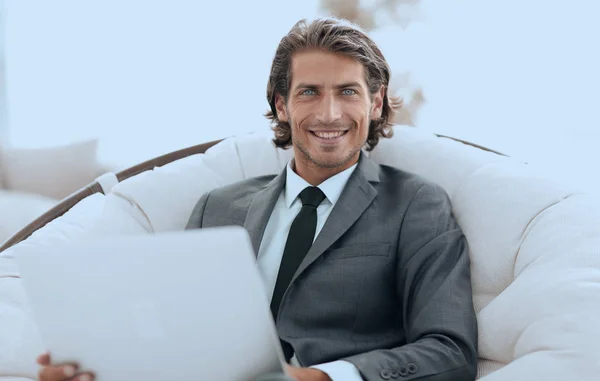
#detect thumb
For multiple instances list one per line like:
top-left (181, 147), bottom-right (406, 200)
top-left (36, 352), bottom-right (51, 366)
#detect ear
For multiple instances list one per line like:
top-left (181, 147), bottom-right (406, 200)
top-left (371, 85), bottom-right (385, 119)
top-left (275, 93), bottom-right (288, 122)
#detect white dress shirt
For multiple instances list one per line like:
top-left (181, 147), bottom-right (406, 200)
top-left (256, 160), bottom-right (363, 381)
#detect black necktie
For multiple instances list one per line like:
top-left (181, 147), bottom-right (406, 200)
top-left (270, 186), bottom-right (325, 361)
top-left (270, 186), bottom-right (326, 319)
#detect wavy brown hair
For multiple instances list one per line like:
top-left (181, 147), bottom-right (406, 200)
top-left (265, 17), bottom-right (402, 151)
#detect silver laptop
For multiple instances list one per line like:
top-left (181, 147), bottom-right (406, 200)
top-left (16, 226), bottom-right (286, 381)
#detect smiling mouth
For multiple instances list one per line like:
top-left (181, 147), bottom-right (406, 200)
top-left (309, 130), bottom-right (349, 139)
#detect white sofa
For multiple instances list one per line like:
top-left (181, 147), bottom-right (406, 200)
top-left (0, 140), bottom-right (112, 245)
top-left (0, 126), bottom-right (599, 380)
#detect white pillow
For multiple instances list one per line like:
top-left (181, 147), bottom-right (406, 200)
top-left (1, 140), bottom-right (101, 200)
top-left (0, 190), bottom-right (57, 244)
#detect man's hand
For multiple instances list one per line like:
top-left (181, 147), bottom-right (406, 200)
top-left (285, 365), bottom-right (331, 381)
top-left (37, 353), bottom-right (95, 381)
top-left (38, 353), bottom-right (328, 381)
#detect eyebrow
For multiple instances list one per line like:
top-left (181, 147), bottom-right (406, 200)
top-left (294, 81), bottom-right (363, 91)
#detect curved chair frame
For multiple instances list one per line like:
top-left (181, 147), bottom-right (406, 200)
top-left (0, 134), bottom-right (506, 253)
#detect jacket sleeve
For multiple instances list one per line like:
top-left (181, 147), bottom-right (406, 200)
top-left (344, 183), bottom-right (478, 381)
top-left (185, 192), bottom-right (210, 230)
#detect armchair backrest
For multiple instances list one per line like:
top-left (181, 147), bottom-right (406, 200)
top-left (111, 126), bottom-right (600, 378)
top-left (4, 126), bottom-right (599, 379)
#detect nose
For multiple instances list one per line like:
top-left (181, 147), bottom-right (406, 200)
top-left (315, 94), bottom-right (342, 124)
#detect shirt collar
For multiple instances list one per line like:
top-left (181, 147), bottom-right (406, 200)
top-left (285, 159), bottom-right (358, 208)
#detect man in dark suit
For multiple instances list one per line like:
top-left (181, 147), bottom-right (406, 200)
top-left (185, 16), bottom-right (478, 381)
top-left (36, 17), bottom-right (477, 381)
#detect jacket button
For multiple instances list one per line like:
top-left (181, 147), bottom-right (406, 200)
top-left (380, 369), bottom-right (392, 379)
top-left (390, 370), bottom-right (399, 378)
top-left (407, 363), bottom-right (418, 374)
top-left (399, 367), bottom-right (409, 376)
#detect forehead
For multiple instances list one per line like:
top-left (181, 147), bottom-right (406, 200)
top-left (290, 49), bottom-right (367, 87)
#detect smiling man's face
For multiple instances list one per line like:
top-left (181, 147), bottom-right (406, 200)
top-left (275, 49), bottom-right (384, 185)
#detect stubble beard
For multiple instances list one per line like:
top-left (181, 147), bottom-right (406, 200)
top-left (294, 136), bottom-right (361, 169)
top-left (288, 107), bottom-right (372, 170)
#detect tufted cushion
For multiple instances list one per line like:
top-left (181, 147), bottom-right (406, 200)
top-left (476, 194), bottom-right (600, 380)
top-left (112, 132), bottom-right (293, 233)
top-left (453, 162), bottom-right (579, 312)
top-left (1, 126), bottom-right (599, 380)
top-left (0, 190), bottom-right (57, 245)
top-left (368, 129), bottom-right (509, 200)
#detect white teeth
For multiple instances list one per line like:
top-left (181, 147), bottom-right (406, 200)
top-left (314, 131), bottom-right (344, 139)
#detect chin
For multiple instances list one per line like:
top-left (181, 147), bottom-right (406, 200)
top-left (310, 152), bottom-right (357, 169)
top-left (312, 159), bottom-right (345, 169)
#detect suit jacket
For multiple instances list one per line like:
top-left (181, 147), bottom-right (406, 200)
top-left (186, 153), bottom-right (478, 381)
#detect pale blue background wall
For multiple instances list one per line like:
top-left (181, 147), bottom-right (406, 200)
top-left (2, 1), bottom-right (599, 189)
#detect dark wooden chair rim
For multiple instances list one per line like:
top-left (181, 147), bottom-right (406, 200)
top-left (0, 134), bottom-right (506, 253)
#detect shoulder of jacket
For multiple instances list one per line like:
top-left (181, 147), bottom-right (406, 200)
top-left (207, 174), bottom-right (277, 201)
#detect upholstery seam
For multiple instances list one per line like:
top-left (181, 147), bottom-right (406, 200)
top-left (450, 158), bottom-right (508, 201)
top-left (111, 191), bottom-right (154, 233)
top-left (513, 192), bottom-right (584, 278)
top-left (233, 137), bottom-right (247, 180)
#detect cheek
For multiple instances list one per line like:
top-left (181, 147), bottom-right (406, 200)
top-left (357, 119), bottom-right (370, 140)
top-left (292, 119), bottom-right (305, 133)
top-left (361, 124), bottom-right (370, 138)
top-left (346, 104), bottom-right (371, 125)
top-left (288, 108), bottom-right (307, 130)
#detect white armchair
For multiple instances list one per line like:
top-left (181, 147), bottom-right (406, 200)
top-left (0, 126), bottom-right (598, 380)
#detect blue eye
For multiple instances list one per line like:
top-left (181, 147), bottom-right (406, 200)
top-left (302, 89), bottom-right (317, 96)
top-left (342, 89), bottom-right (356, 95)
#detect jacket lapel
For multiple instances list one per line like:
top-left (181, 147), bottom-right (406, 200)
top-left (292, 152), bottom-right (380, 282)
top-left (243, 168), bottom-right (287, 256)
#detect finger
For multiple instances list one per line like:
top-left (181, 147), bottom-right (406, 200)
top-left (38, 364), bottom-right (78, 381)
top-left (73, 372), bottom-right (95, 381)
top-left (37, 352), bottom-right (51, 366)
